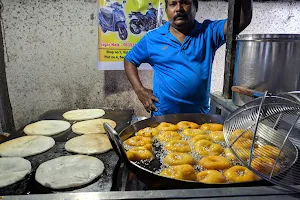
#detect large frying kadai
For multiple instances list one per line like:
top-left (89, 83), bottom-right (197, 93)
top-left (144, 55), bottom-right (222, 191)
top-left (224, 92), bottom-right (300, 192)
top-left (104, 113), bottom-right (298, 190)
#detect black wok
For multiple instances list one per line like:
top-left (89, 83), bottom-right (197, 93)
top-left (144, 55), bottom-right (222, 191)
top-left (104, 113), bottom-right (273, 190)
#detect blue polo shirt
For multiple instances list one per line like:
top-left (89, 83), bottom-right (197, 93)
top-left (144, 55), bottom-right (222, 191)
top-left (125, 19), bottom-right (227, 116)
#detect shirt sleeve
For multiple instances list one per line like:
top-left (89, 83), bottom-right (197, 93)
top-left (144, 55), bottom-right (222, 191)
top-left (124, 35), bottom-right (150, 67)
top-left (205, 19), bottom-right (227, 50)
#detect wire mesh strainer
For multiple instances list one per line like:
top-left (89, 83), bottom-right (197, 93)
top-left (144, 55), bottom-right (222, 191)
top-left (224, 92), bottom-right (300, 191)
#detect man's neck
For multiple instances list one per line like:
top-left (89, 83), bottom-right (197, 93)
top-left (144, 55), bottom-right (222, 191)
top-left (169, 22), bottom-right (194, 44)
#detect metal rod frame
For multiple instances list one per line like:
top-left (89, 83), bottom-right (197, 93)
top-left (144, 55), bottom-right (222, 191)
top-left (0, 8), bottom-right (15, 133)
top-left (223, 0), bottom-right (241, 99)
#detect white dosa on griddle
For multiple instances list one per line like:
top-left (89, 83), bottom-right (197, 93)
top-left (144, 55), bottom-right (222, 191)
top-left (72, 118), bottom-right (116, 134)
top-left (23, 120), bottom-right (71, 136)
top-left (65, 134), bottom-right (113, 155)
top-left (35, 155), bottom-right (104, 189)
top-left (62, 109), bottom-right (105, 121)
top-left (0, 136), bottom-right (55, 157)
top-left (0, 157), bottom-right (31, 188)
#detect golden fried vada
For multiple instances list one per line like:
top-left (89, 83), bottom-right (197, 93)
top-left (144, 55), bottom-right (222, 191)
top-left (194, 140), bottom-right (223, 156)
top-left (200, 123), bottom-right (223, 131)
top-left (251, 157), bottom-right (280, 175)
top-left (233, 137), bottom-right (256, 149)
top-left (199, 156), bottom-right (231, 170)
top-left (157, 122), bottom-right (178, 131)
top-left (136, 127), bottom-right (159, 137)
top-left (210, 131), bottom-right (225, 142)
top-left (164, 152), bottom-right (196, 166)
top-left (165, 140), bottom-right (191, 153)
top-left (232, 129), bottom-right (253, 140)
top-left (126, 147), bottom-right (153, 161)
top-left (142, 143), bottom-right (153, 151)
top-left (196, 170), bottom-right (226, 184)
top-left (224, 147), bottom-right (250, 161)
top-left (156, 131), bottom-right (182, 142)
top-left (159, 164), bottom-right (197, 181)
top-left (191, 134), bottom-right (211, 144)
top-left (224, 166), bottom-right (258, 182)
top-left (182, 129), bottom-right (206, 137)
top-left (254, 145), bottom-right (285, 160)
top-left (177, 121), bottom-right (199, 129)
top-left (124, 136), bottom-right (152, 147)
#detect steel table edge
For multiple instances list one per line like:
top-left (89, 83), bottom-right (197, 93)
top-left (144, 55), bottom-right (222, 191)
top-left (2, 185), bottom-right (300, 200)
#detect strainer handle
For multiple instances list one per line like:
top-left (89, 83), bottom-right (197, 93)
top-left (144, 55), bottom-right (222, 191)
top-left (104, 122), bottom-right (131, 167)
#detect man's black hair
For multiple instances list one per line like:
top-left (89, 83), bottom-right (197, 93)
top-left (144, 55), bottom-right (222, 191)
top-left (164, 0), bottom-right (198, 12)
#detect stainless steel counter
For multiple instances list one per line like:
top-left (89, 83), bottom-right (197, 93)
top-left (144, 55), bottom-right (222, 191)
top-left (2, 185), bottom-right (300, 200)
top-left (210, 92), bottom-right (239, 118)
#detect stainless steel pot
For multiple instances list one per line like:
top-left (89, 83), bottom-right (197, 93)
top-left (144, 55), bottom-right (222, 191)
top-left (232, 34), bottom-right (300, 106)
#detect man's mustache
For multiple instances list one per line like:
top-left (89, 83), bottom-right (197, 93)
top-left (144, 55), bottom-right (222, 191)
top-left (174, 13), bottom-right (187, 20)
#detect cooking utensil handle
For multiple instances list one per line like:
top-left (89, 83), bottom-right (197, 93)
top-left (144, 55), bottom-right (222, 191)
top-left (104, 122), bottom-right (131, 167)
top-left (232, 86), bottom-right (264, 98)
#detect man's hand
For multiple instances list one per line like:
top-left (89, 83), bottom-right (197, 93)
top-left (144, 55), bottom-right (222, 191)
top-left (224, 0), bottom-right (253, 36)
top-left (124, 60), bottom-right (159, 113)
top-left (135, 87), bottom-right (159, 113)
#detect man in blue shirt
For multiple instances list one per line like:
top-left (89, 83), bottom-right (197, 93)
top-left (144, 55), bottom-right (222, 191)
top-left (124, 0), bottom-right (252, 116)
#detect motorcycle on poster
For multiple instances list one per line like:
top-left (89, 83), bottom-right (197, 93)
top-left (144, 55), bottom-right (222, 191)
top-left (97, 0), bottom-right (167, 70)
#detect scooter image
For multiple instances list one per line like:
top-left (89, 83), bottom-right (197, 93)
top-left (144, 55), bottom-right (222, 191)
top-left (128, 3), bottom-right (157, 34)
top-left (156, 2), bottom-right (168, 27)
top-left (98, 1), bottom-right (128, 40)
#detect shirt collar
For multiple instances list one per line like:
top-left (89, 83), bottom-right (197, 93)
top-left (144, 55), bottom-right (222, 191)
top-left (157, 19), bottom-right (202, 35)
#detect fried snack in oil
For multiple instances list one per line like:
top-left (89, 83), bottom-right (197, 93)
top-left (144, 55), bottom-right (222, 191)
top-left (157, 122), bottom-right (178, 131)
top-left (224, 166), bottom-right (258, 182)
top-left (164, 152), bottom-right (196, 166)
top-left (210, 131), bottom-right (225, 142)
top-left (254, 145), bottom-right (285, 160)
top-left (251, 157), bottom-right (280, 175)
top-left (194, 140), bottom-right (223, 156)
top-left (200, 123), bottom-right (223, 131)
top-left (197, 170), bottom-right (226, 184)
top-left (160, 164), bottom-right (197, 181)
top-left (124, 136), bottom-right (152, 146)
top-left (136, 127), bottom-right (159, 137)
top-left (177, 121), bottom-right (199, 129)
top-left (191, 134), bottom-right (211, 144)
top-left (165, 140), bottom-right (191, 153)
top-left (182, 129), bottom-right (206, 137)
top-left (199, 156), bottom-right (231, 170)
top-left (156, 131), bottom-right (182, 142)
top-left (126, 147), bottom-right (153, 161)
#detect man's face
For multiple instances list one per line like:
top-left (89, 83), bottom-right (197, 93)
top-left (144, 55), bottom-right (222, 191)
top-left (166, 0), bottom-right (196, 29)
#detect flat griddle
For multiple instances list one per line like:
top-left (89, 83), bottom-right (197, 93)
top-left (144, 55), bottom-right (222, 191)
top-left (0, 108), bottom-right (133, 196)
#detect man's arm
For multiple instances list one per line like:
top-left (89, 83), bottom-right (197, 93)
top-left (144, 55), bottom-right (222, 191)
top-left (124, 60), bottom-right (158, 113)
top-left (224, 0), bottom-right (253, 35)
top-left (124, 35), bottom-right (159, 112)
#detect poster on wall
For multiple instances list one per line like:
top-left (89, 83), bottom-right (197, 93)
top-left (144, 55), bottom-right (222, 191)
top-left (97, 0), bottom-right (167, 70)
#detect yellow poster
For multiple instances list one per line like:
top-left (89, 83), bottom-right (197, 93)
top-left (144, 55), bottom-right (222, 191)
top-left (97, 0), bottom-right (167, 70)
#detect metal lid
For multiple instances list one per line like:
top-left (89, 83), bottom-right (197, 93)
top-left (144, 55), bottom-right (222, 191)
top-left (236, 34), bottom-right (300, 41)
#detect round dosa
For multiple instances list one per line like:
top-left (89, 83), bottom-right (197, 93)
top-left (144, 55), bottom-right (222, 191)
top-left (24, 120), bottom-right (71, 136)
top-left (35, 155), bottom-right (104, 189)
top-left (0, 157), bottom-right (31, 188)
top-left (65, 134), bottom-right (113, 155)
top-left (62, 109), bottom-right (105, 121)
top-left (0, 136), bottom-right (55, 157)
top-left (72, 118), bottom-right (116, 135)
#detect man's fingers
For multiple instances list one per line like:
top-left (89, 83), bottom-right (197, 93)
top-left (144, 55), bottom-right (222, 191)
top-left (150, 103), bottom-right (158, 111)
top-left (144, 102), bottom-right (150, 110)
top-left (151, 96), bottom-right (159, 103)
